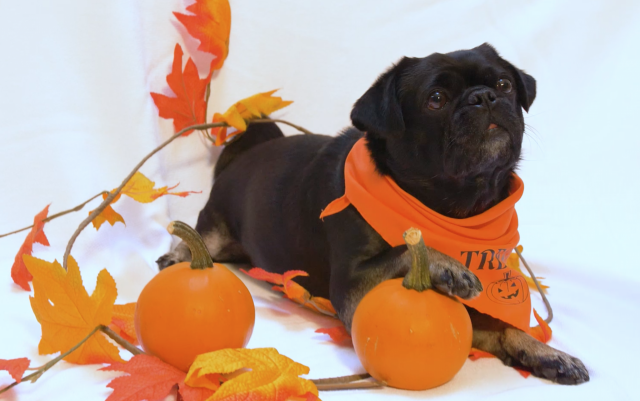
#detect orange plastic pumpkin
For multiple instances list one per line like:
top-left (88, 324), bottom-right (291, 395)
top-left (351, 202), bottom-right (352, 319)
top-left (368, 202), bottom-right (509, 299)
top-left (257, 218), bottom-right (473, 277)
top-left (351, 228), bottom-right (472, 390)
top-left (135, 221), bottom-right (255, 372)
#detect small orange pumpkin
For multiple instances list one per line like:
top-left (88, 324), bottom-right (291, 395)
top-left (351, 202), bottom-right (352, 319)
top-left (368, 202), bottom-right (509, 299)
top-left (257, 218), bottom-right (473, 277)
top-left (351, 228), bottom-right (472, 390)
top-left (135, 221), bottom-right (255, 372)
top-left (487, 271), bottom-right (528, 305)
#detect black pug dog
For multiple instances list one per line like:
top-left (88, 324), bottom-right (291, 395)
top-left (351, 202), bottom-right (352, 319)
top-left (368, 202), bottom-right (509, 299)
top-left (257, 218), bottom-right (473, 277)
top-left (158, 43), bottom-right (589, 384)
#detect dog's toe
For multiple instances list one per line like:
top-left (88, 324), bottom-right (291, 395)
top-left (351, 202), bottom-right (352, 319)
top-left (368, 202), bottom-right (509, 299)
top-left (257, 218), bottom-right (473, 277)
top-left (156, 252), bottom-right (187, 270)
top-left (431, 263), bottom-right (482, 299)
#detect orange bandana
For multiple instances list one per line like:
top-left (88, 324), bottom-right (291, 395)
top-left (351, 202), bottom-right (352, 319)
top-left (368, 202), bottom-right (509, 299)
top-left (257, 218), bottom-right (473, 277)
top-left (320, 137), bottom-right (531, 333)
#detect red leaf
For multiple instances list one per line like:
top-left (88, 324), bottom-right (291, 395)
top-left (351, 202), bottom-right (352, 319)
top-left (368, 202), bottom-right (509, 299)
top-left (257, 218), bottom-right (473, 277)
top-left (11, 205), bottom-right (50, 291)
top-left (151, 44), bottom-right (212, 136)
top-left (530, 308), bottom-right (552, 344)
top-left (315, 326), bottom-right (352, 344)
top-left (468, 348), bottom-right (496, 361)
top-left (514, 367), bottom-right (532, 378)
top-left (240, 267), bottom-right (287, 285)
top-left (101, 354), bottom-right (215, 401)
top-left (0, 358), bottom-right (30, 383)
top-left (174, 0), bottom-right (231, 70)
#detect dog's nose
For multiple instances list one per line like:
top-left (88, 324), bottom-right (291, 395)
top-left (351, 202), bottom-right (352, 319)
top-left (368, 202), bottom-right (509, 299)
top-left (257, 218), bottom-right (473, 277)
top-left (468, 88), bottom-right (497, 107)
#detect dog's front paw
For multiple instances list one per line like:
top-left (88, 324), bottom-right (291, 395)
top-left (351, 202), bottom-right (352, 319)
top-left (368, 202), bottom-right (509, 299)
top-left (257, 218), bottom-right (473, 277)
top-left (520, 346), bottom-right (589, 384)
top-left (426, 247), bottom-right (482, 299)
top-left (502, 328), bottom-right (589, 384)
top-left (156, 242), bottom-right (191, 270)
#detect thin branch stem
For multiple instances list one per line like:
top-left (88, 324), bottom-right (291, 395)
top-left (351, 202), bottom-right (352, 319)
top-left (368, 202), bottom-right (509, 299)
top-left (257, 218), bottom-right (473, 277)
top-left (0, 192), bottom-right (108, 239)
top-left (0, 326), bottom-right (101, 395)
top-left (62, 122), bottom-right (226, 270)
top-left (515, 247), bottom-right (553, 324)
top-left (316, 381), bottom-right (383, 391)
top-left (99, 325), bottom-right (144, 356)
top-left (0, 325), bottom-right (145, 396)
top-left (311, 373), bottom-right (371, 385)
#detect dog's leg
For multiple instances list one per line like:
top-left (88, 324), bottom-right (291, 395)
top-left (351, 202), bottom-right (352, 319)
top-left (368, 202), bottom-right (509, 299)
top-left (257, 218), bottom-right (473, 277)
top-left (469, 308), bottom-right (589, 384)
top-left (328, 211), bottom-right (482, 330)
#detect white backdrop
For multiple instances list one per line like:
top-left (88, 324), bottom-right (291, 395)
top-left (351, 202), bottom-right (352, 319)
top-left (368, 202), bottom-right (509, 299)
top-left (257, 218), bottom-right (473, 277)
top-left (0, 0), bottom-right (638, 400)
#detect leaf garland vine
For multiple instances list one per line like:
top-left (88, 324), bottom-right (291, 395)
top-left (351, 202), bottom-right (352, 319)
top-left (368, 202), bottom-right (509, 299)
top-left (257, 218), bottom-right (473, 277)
top-left (0, 0), bottom-right (377, 397)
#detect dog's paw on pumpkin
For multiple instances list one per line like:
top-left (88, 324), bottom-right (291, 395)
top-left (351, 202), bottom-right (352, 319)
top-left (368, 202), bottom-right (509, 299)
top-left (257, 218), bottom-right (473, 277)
top-left (425, 247), bottom-right (483, 299)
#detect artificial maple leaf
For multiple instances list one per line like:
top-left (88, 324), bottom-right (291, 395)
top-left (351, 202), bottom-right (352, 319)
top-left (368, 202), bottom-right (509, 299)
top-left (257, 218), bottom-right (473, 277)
top-left (287, 393), bottom-right (321, 401)
top-left (101, 354), bottom-right (217, 401)
top-left (0, 357), bottom-right (30, 383)
top-left (90, 172), bottom-right (199, 230)
top-left (151, 44), bottom-right (213, 136)
top-left (315, 325), bottom-right (352, 344)
top-left (174, 0), bottom-right (231, 70)
top-left (11, 205), bottom-right (50, 291)
top-left (186, 348), bottom-right (318, 401)
top-left (530, 308), bottom-right (552, 344)
top-left (241, 268), bottom-right (336, 316)
top-left (211, 90), bottom-right (293, 145)
top-left (119, 172), bottom-right (200, 203)
top-left (468, 348), bottom-right (495, 361)
top-left (109, 303), bottom-right (138, 345)
top-left (24, 255), bottom-right (123, 364)
top-left (506, 245), bottom-right (549, 293)
top-left (91, 193), bottom-right (126, 230)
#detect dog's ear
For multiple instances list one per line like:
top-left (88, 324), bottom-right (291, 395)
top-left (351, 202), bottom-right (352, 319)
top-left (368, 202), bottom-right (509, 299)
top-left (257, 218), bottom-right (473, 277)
top-left (509, 66), bottom-right (536, 112)
top-left (476, 44), bottom-right (536, 112)
top-left (351, 57), bottom-right (417, 136)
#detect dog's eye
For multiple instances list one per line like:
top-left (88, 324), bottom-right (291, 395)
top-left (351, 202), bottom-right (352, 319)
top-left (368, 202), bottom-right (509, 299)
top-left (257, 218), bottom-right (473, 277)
top-left (496, 78), bottom-right (513, 93)
top-left (427, 91), bottom-right (447, 110)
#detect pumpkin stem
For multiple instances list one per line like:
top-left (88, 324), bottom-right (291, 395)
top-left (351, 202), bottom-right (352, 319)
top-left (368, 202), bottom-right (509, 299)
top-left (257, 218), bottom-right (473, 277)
top-left (167, 221), bottom-right (214, 270)
top-left (402, 227), bottom-right (432, 292)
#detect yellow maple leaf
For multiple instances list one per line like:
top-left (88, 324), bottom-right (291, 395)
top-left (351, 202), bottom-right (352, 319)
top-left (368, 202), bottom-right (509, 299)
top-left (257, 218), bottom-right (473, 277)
top-left (91, 193), bottom-right (126, 230)
top-left (24, 255), bottom-right (123, 364)
top-left (506, 245), bottom-right (549, 293)
top-left (211, 90), bottom-right (293, 145)
top-left (90, 172), bottom-right (199, 229)
top-left (185, 348), bottom-right (318, 401)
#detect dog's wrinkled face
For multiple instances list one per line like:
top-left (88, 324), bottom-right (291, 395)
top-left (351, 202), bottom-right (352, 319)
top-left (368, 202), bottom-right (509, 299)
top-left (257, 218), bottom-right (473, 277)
top-left (351, 43), bottom-right (536, 215)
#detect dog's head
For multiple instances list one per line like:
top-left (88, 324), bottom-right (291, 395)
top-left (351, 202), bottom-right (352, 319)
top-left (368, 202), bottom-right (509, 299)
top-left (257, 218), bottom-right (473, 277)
top-left (351, 43), bottom-right (535, 217)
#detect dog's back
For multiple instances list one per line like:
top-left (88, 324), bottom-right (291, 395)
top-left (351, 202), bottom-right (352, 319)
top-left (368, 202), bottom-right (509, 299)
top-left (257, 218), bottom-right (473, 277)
top-left (201, 122), bottom-right (360, 296)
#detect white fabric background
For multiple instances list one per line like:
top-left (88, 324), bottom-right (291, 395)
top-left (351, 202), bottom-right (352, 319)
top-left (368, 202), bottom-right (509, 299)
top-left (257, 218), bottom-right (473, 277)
top-left (0, 0), bottom-right (638, 400)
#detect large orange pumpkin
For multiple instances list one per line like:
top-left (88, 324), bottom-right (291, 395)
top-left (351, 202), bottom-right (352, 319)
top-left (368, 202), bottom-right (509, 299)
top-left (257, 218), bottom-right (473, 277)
top-left (135, 221), bottom-right (255, 372)
top-left (351, 228), bottom-right (472, 390)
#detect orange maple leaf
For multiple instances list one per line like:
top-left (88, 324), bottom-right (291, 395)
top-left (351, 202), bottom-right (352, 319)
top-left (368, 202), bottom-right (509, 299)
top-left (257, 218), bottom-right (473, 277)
top-left (91, 193), bottom-right (126, 230)
top-left (109, 303), bottom-right (138, 346)
top-left (530, 308), bottom-right (552, 344)
top-left (315, 326), bottom-right (352, 345)
top-left (0, 357), bottom-right (30, 383)
top-left (241, 268), bottom-right (336, 316)
top-left (506, 245), bottom-right (549, 293)
top-left (102, 354), bottom-right (218, 401)
top-left (151, 44), bottom-right (213, 136)
top-left (11, 205), bottom-right (50, 291)
top-left (174, 0), bottom-right (231, 70)
top-left (90, 172), bottom-right (199, 230)
top-left (211, 90), bottom-right (293, 145)
top-left (186, 348), bottom-right (318, 401)
top-left (24, 255), bottom-right (123, 364)
top-left (287, 393), bottom-right (321, 401)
